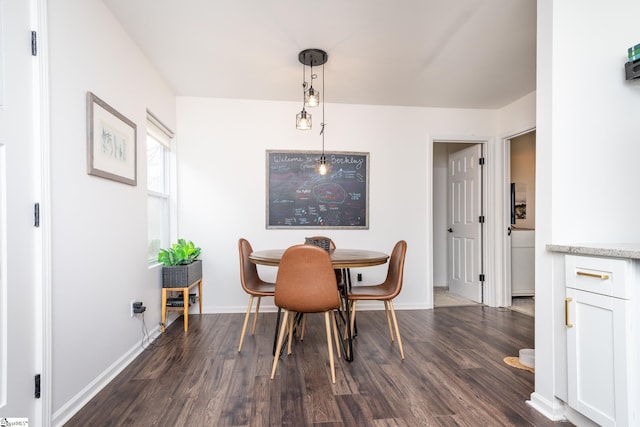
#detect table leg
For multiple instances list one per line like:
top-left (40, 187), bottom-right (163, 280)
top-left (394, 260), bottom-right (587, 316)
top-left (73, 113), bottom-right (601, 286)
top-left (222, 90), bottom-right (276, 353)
top-left (161, 289), bottom-right (167, 332)
top-left (197, 279), bottom-right (203, 314)
top-left (182, 288), bottom-right (189, 332)
top-left (342, 278), bottom-right (354, 362)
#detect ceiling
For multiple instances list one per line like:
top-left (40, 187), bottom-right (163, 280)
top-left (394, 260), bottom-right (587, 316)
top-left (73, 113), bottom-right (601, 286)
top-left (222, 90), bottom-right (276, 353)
top-left (102, 0), bottom-right (536, 109)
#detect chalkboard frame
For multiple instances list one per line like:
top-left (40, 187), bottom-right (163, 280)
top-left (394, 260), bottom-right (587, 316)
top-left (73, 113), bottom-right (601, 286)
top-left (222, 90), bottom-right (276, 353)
top-left (266, 150), bottom-right (370, 229)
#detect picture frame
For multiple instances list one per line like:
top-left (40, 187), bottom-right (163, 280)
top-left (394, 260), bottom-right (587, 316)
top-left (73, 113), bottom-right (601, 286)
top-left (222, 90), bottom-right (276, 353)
top-left (86, 91), bottom-right (137, 185)
top-left (266, 150), bottom-right (369, 229)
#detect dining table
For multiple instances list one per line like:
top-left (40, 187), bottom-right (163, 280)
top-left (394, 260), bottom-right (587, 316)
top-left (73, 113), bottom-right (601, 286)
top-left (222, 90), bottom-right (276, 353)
top-left (249, 248), bottom-right (389, 362)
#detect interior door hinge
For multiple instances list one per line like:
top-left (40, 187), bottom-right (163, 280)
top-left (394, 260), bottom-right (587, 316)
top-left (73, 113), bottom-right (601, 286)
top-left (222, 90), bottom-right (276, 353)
top-left (479, 157), bottom-right (485, 166)
top-left (35, 374), bottom-right (41, 398)
top-left (479, 215), bottom-right (485, 223)
top-left (34, 203), bottom-right (40, 227)
top-left (479, 274), bottom-right (485, 282)
top-left (31, 31), bottom-right (37, 56)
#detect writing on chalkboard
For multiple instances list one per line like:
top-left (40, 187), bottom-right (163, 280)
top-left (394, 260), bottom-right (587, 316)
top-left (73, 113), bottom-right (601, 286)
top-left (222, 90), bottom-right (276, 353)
top-left (266, 150), bottom-right (369, 229)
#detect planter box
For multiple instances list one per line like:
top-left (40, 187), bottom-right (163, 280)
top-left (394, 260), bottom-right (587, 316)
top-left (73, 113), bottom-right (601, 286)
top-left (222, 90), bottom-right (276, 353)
top-left (162, 259), bottom-right (202, 288)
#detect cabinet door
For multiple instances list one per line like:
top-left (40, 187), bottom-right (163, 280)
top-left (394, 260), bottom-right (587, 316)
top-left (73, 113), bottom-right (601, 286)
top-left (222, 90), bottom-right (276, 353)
top-left (566, 288), bottom-right (630, 427)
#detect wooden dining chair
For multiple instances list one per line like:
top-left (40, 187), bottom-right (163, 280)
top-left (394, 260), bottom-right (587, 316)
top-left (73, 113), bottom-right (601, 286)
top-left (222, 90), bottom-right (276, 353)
top-left (348, 240), bottom-right (407, 359)
top-left (237, 238), bottom-right (276, 352)
top-left (270, 244), bottom-right (342, 383)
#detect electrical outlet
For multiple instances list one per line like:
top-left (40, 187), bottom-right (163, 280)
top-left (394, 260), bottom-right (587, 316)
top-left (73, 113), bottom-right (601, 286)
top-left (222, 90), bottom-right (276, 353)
top-left (132, 300), bottom-right (146, 316)
top-left (130, 300), bottom-right (137, 317)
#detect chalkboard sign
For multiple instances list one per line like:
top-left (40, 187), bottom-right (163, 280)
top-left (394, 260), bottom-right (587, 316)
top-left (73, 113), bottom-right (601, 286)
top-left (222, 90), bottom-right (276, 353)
top-left (266, 150), bottom-right (369, 229)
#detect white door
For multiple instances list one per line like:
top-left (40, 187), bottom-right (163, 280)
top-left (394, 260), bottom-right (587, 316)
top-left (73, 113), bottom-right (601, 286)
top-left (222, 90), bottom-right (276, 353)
top-left (0, 0), bottom-right (41, 422)
top-left (447, 144), bottom-right (483, 302)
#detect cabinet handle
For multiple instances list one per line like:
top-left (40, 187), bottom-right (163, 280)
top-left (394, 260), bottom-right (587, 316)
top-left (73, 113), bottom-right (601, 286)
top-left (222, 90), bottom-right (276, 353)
top-left (576, 271), bottom-right (610, 280)
top-left (565, 297), bottom-right (573, 328)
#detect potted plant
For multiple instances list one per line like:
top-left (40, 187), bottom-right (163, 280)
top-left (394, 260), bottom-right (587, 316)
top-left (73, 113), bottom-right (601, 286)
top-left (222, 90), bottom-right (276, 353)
top-left (158, 238), bottom-right (202, 287)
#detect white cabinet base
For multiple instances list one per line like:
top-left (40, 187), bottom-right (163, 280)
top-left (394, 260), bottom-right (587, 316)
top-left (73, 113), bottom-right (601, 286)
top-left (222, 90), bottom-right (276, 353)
top-left (565, 255), bottom-right (638, 427)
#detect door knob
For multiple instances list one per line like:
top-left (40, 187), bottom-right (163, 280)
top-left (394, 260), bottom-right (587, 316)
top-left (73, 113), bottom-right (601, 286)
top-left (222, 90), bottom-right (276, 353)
top-left (448, 228), bottom-right (453, 233)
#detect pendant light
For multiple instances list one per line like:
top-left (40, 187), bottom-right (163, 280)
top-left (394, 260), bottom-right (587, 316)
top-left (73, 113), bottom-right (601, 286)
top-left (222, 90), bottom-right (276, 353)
top-left (305, 62), bottom-right (320, 107)
top-left (315, 60), bottom-right (331, 176)
top-left (296, 49), bottom-right (327, 131)
top-left (296, 57), bottom-right (311, 130)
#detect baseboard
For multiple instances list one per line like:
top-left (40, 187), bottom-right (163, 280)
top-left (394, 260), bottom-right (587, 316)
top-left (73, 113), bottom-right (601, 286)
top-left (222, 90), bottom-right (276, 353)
top-left (52, 324), bottom-right (162, 427)
top-left (563, 405), bottom-right (600, 427)
top-left (527, 392), bottom-right (566, 421)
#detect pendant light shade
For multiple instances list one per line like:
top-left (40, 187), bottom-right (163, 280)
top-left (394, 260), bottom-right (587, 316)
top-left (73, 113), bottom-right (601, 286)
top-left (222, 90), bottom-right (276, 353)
top-left (296, 109), bottom-right (311, 130)
top-left (305, 86), bottom-right (320, 107)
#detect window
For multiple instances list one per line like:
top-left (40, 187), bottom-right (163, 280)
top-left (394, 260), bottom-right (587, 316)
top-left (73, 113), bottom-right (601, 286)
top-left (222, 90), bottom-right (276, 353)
top-left (147, 112), bottom-right (174, 263)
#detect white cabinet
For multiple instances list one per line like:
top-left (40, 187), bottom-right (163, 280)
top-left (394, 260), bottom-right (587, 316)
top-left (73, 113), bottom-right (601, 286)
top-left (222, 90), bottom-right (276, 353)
top-left (565, 255), bottom-right (638, 427)
top-left (511, 229), bottom-right (535, 296)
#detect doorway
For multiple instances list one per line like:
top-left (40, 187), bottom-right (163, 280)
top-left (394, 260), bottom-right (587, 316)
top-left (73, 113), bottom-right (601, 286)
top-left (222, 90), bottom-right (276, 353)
top-left (432, 140), bottom-right (485, 307)
top-left (0, 0), bottom-right (48, 422)
top-left (506, 130), bottom-right (536, 316)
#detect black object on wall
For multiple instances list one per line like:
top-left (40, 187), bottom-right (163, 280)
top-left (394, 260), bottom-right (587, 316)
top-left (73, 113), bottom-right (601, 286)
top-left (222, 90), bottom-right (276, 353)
top-left (266, 150), bottom-right (369, 229)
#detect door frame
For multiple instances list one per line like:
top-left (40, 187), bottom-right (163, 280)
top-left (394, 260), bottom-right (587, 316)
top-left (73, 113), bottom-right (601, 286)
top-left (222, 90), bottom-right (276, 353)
top-left (498, 127), bottom-right (536, 308)
top-left (430, 136), bottom-right (492, 306)
top-left (33, 0), bottom-right (52, 424)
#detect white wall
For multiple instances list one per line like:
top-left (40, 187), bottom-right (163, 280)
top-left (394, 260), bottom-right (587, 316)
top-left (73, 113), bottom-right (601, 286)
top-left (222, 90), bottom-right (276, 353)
top-left (176, 97), bottom-right (497, 313)
top-left (532, 0), bottom-right (640, 421)
top-left (48, 0), bottom-right (175, 422)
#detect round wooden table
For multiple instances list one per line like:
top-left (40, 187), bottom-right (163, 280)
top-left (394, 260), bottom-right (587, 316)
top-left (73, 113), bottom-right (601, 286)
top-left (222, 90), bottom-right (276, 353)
top-left (249, 248), bottom-right (389, 268)
top-left (250, 248), bottom-right (389, 362)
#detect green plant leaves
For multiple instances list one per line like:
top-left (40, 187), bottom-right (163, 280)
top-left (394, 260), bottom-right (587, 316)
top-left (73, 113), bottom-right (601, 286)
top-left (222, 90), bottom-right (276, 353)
top-left (157, 238), bottom-right (201, 266)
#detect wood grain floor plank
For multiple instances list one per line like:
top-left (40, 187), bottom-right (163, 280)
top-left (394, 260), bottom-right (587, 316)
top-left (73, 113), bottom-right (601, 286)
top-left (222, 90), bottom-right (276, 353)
top-left (65, 307), bottom-right (571, 427)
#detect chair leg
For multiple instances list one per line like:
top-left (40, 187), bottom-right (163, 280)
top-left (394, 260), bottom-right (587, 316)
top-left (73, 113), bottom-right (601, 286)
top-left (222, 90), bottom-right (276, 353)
top-left (238, 295), bottom-right (254, 352)
top-left (287, 313), bottom-right (295, 355)
top-left (251, 296), bottom-right (262, 335)
top-left (384, 300), bottom-right (395, 342)
top-left (299, 313), bottom-right (307, 341)
top-left (324, 311), bottom-right (336, 383)
top-left (388, 301), bottom-right (404, 359)
top-left (331, 311), bottom-right (341, 359)
top-left (271, 310), bottom-right (290, 379)
top-left (349, 300), bottom-right (358, 339)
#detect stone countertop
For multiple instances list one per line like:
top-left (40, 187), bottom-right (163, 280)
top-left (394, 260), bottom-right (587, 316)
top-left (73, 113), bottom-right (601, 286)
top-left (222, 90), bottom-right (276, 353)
top-left (546, 243), bottom-right (640, 260)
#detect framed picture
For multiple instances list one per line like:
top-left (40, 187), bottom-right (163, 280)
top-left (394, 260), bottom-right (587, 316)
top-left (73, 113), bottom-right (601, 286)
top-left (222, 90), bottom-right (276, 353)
top-left (266, 150), bottom-right (369, 229)
top-left (86, 91), bottom-right (137, 185)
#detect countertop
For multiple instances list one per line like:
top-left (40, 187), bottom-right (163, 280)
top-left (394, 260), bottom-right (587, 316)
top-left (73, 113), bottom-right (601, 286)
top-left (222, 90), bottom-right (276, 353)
top-left (546, 243), bottom-right (640, 260)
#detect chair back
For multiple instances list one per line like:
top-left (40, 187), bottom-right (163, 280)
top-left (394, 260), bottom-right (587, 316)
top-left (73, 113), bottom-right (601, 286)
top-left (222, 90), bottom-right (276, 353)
top-left (304, 235), bottom-right (336, 251)
top-left (274, 244), bottom-right (340, 313)
top-left (379, 240), bottom-right (407, 298)
top-left (238, 238), bottom-right (265, 292)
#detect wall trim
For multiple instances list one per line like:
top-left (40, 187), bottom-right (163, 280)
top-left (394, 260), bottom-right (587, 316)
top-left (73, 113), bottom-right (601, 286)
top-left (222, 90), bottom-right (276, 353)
top-left (527, 392), bottom-right (567, 422)
top-left (51, 327), bottom-right (161, 427)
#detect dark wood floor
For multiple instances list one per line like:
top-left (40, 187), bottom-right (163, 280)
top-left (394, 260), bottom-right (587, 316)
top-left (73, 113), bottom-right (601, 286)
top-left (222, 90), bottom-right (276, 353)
top-left (66, 307), bottom-right (571, 426)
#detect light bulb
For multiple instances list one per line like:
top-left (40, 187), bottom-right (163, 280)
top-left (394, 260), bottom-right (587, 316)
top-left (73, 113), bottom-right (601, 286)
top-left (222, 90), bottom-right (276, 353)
top-left (305, 87), bottom-right (320, 107)
top-left (296, 110), bottom-right (311, 130)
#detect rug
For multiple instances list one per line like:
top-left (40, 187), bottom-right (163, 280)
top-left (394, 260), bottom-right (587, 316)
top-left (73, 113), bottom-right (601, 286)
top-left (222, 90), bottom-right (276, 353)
top-left (503, 356), bottom-right (534, 373)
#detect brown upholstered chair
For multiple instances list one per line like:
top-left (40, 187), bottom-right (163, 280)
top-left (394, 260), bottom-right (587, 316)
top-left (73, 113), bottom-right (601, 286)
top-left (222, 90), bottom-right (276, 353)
top-left (270, 244), bottom-right (341, 383)
top-left (298, 236), bottom-right (341, 341)
top-left (237, 238), bottom-right (275, 352)
top-left (348, 240), bottom-right (407, 359)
